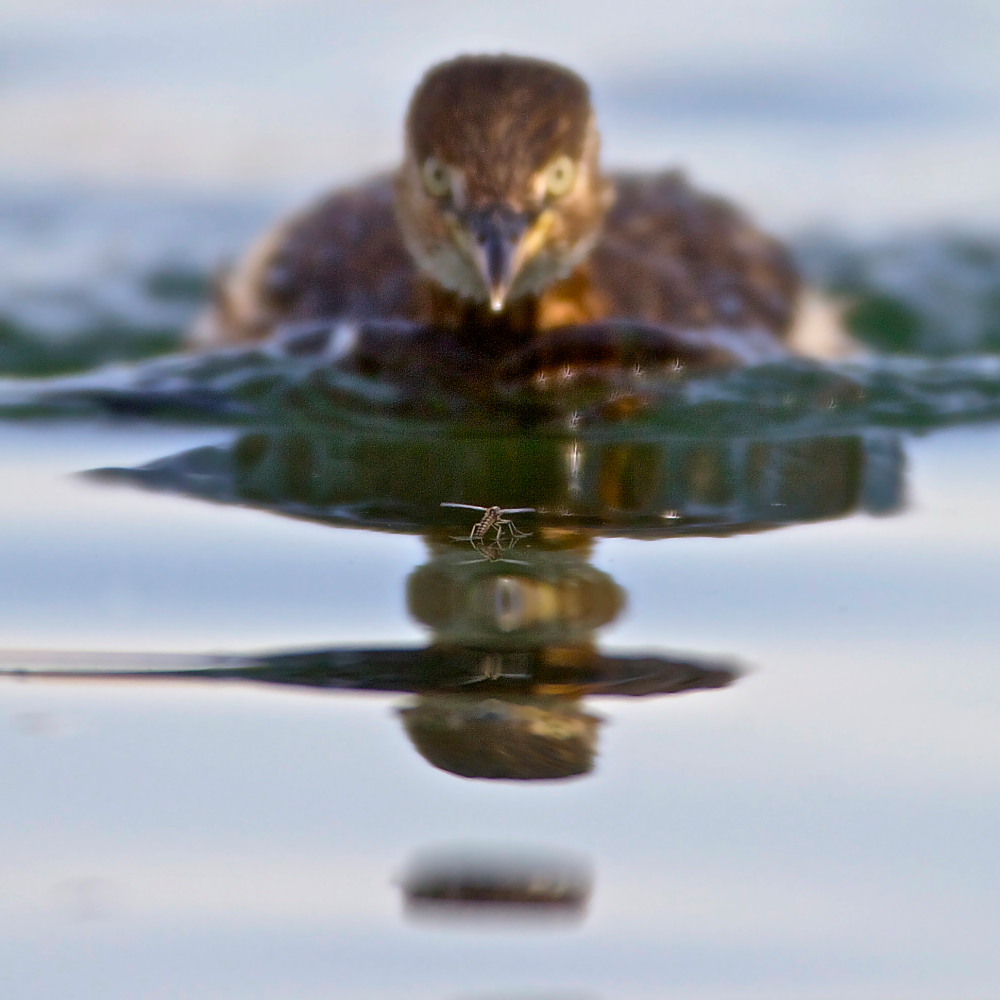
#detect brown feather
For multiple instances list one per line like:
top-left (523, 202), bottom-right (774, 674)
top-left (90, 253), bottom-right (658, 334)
top-left (407, 55), bottom-right (592, 202)
top-left (196, 171), bottom-right (798, 345)
top-left (191, 56), bottom-right (799, 351)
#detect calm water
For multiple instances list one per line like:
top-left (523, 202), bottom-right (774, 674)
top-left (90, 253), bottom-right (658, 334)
top-left (0, 405), bottom-right (998, 998)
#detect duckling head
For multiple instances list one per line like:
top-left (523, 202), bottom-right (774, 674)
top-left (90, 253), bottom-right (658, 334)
top-left (395, 54), bottom-right (613, 312)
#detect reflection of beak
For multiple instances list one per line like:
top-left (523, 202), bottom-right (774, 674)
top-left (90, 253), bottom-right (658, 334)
top-left (464, 206), bottom-right (530, 312)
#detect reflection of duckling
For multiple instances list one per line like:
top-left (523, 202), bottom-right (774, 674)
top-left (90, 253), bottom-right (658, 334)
top-left (193, 54), bottom-right (801, 362)
top-left (408, 542), bottom-right (623, 649)
top-left (401, 845), bottom-right (591, 920)
top-left (399, 693), bottom-right (602, 781)
top-left (400, 544), bottom-right (733, 782)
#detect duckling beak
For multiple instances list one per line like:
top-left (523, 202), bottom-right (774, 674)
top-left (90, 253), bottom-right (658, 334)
top-left (464, 206), bottom-right (530, 312)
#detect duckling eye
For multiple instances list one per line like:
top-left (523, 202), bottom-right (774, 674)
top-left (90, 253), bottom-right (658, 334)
top-left (545, 156), bottom-right (577, 198)
top-left (421, 156), bottom-right (452, 198)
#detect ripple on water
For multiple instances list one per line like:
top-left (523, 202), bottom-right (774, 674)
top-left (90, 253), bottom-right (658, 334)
top-left (0, 193), bottom-right (998, 435)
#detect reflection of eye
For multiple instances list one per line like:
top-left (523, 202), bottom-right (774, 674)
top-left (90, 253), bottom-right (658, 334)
top-left (546, 156), bottom-right (577, 197)
top-left (421, 156), bottom-right (451, 198)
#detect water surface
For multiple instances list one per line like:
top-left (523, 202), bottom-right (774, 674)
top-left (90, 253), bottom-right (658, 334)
top-left (0, 46), bottom-right (998, 986)
top-left (1, 398), bottom-right (998, 998)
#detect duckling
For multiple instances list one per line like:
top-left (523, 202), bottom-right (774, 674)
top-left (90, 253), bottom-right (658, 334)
top-left (191, 54), bottom-right (809, 364)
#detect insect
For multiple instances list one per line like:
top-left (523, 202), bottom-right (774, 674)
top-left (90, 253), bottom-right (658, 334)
top-left (440, 503), bottom-right (535, 548)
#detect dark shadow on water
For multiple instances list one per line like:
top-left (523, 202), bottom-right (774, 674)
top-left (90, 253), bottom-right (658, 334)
top-left (87, 424), bottom-right (904, 537)
top-left (401, 844), bottom-right (592, 926)
top-left (2, 422), bottom-right (905, 783)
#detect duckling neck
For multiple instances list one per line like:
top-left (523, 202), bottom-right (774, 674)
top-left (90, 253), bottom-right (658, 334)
top-left (419, 281), bottom-right (543, 345)
top-left (417, 264), bottom-right (607, 345)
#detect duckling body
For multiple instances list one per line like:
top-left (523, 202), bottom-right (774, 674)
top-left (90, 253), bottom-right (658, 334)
top-left (191, 55), bottom-right (800, 360)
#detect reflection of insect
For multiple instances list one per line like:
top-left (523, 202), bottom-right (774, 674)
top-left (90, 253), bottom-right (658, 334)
top-left (458, 654), bottom-right (532, 684)
top-left (457, 539), bottom-right (529, 566)
top-left (441, 503), bottom-right (535, 547)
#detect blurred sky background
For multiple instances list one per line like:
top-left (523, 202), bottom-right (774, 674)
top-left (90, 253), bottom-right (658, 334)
top-left (1, 0), bottom-right (998, 230)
